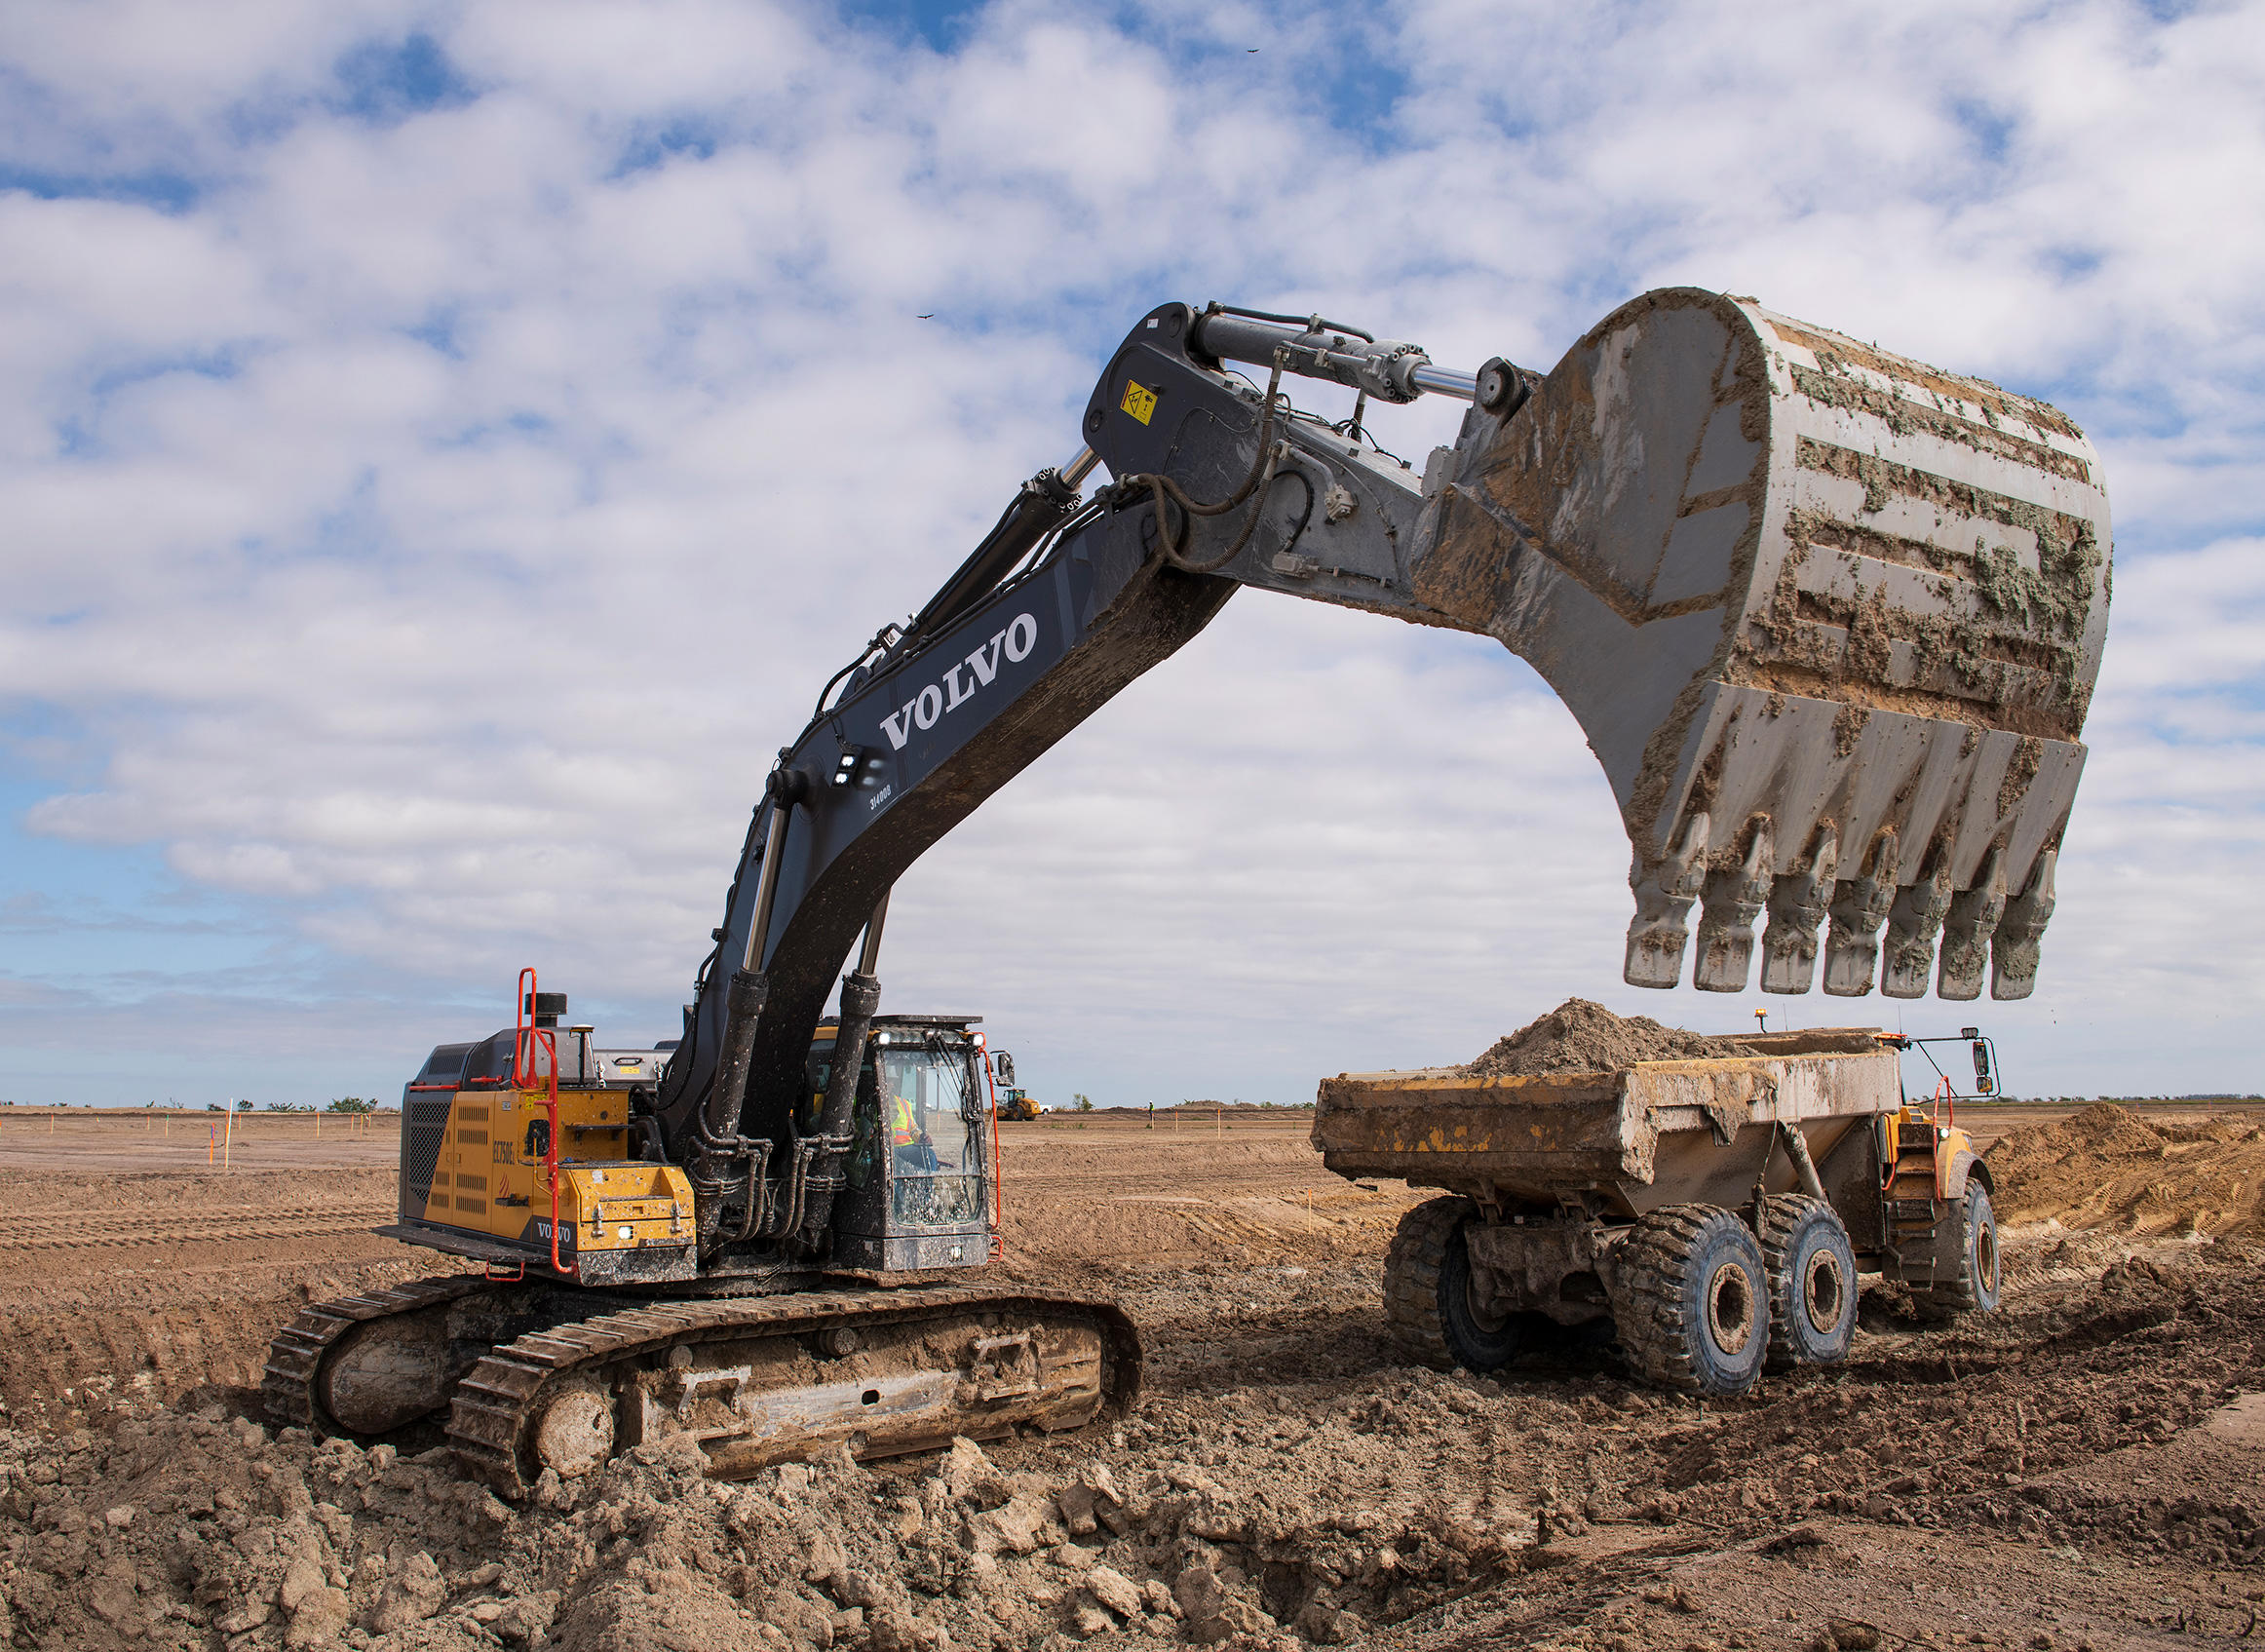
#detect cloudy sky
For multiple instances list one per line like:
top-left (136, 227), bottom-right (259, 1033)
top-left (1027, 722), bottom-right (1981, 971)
top-left (3, 0), bottom-right (2259, 1109)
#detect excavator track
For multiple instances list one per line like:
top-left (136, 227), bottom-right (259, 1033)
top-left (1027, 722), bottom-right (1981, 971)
top-left (263, 1273), bottom-right (499, 1435)
top-left (445, 1283), bottom-right (1142, 1499)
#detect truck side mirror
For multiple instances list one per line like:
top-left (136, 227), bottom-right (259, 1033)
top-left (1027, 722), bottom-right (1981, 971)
top-left (994, 1052), bottom-right (1017, 1086)
top-left (1972, 1040), bottom-right (1992, 1095)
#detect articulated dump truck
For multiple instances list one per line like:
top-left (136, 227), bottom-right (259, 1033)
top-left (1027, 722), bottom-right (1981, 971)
top-left (1318, 1030), bottom-right (2001, 1395)
top-left (270, 287), bottom-right (2106, 1484)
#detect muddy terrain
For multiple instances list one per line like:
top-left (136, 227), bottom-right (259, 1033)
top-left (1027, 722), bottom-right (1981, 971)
top-left (1, 1103), bottom-right (2261, 1652)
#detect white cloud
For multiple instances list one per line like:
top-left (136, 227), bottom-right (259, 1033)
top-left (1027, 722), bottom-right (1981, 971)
top-left (1, 0), bottom-right (2260, 1105)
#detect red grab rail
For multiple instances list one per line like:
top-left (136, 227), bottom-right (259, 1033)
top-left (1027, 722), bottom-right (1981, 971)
top-left (513, 968), bottom-right (576, 1279)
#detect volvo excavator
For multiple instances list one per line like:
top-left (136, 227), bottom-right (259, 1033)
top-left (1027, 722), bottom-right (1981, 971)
top-left (264, 288), bottom-right (2111, 1490)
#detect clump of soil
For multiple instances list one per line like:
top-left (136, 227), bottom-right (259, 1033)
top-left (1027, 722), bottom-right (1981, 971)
top-left (1984, 1101), bottom-right (2265, 1237)
top-left (1460, 998), bottom-right (1760, 1077)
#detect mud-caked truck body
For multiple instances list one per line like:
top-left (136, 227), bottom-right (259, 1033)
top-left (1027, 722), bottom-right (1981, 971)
top-left (1316, 1030), bottom-right (1998, 1395)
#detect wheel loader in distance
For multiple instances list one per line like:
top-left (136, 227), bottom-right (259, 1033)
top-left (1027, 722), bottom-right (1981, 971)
top-left (989, 1049), bottom-right (1044, 1120)
top-left (266, 287), bottom-right (2109, 1486)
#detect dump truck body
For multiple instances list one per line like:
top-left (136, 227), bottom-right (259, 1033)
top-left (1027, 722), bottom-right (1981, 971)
top-left (1315, 1029), bottom-right (1903, 1218)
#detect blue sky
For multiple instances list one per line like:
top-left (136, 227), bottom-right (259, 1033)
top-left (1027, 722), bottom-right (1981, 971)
top-left (2, 0), bottom-right (2261, 1107)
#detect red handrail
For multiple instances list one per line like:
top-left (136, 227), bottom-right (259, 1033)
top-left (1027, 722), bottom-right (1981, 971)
top-left (512, 969), bottom-right (577, 1280)
top-left (512, 967), bottom-right (538, 1085)
top-left (1931, 1074), bottom-right (1957, 1132)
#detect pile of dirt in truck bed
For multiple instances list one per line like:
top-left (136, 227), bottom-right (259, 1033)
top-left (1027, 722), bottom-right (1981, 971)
top-left (1983, 1101), bottom-right (2265, 1237)
top-left (1459, 997), bottom-right (1761, 1077)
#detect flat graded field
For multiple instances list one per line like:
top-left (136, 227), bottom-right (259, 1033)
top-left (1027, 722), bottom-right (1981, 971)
top-left (0, 1102), bottom-right (2260, 1652)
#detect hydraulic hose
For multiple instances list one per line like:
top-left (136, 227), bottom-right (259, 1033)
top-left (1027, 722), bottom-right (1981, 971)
top-left (1119, 354), bottom-right (1290, 576)
top-left (905, 467), bottom-right (1081, 646)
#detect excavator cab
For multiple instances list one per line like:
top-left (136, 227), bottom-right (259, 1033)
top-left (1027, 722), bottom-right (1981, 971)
top-left (811, 1015), bottom-right (996, 1272)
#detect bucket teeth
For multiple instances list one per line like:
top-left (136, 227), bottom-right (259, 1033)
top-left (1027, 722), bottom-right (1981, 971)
top-left (1623, 813), bottom-right (1709, 989)
top-left (1881, 861), bottom-right (1954, 1000)
top-left (1694, 819), bottom-right (1774, 992)
top-left (1823, 829), bottom-right (1899, 997)
top-left (1936, 847), bottom-right (2008, 1001)
top-left (1760, 826), bottom-right (1838, 994)
top-left (1989, 848), bottom-right (2056, 1001)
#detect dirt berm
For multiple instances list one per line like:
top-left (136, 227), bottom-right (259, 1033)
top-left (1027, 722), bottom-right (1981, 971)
top-left (1984, 1100), bottom-right (2265, 1237)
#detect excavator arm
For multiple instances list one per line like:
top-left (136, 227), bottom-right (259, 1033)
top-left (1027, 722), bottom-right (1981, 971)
top-left (653, 288), bottom-right (2111, 1249)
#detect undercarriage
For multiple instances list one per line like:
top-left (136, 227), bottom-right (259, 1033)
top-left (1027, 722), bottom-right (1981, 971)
top-left (265, 1275), bottom-right (1140, 1496)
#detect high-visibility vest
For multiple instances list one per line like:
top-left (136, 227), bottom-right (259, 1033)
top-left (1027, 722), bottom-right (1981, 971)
top-left (890, 1095), bottom-right (918, 1145)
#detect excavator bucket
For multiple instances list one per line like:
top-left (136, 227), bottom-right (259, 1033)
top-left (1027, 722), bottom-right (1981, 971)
top-left (1413, 289), bottom-right (2109, 999)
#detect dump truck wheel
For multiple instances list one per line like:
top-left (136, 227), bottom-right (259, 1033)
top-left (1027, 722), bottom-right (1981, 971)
top-left (1611, 1205), bottom-right (1770, 1397)
top-left (1384, 1198), bottom-right (1526, 1373)
top-left (1756, 1196), bottom-right (1857, 1370)
top-left (1924, 1183), bottom-right (2002, 1314)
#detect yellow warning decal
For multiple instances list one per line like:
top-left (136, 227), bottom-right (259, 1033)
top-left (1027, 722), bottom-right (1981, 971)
top-left (1119, 380), bottom-right (1157, 425)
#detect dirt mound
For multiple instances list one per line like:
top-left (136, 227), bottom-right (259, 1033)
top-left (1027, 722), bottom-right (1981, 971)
top-left (1983, 1102), bottom-right (2265, 1236)
top-left (1460, 998), bottom-right (1760, 1077)
top-left (0, 1369), bottom-right (1523, 1652)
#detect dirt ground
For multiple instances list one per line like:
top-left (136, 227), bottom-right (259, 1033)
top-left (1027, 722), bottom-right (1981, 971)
top-left (1, 1104), bottom-right (2261, 1652)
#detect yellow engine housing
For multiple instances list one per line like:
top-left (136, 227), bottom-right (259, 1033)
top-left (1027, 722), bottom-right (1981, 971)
top-left (403, 1083), bottom-right (698, 1283)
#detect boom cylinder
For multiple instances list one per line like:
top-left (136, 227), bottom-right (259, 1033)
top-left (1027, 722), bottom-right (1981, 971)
top-left (821, 895), bottom-right (889, 1141)
top-left (700, 773), bottom-right (803, 1170)
top-left (801, 894), bottom-right (888, 1242)
top-left (856, 889), bottom-right (891, 977)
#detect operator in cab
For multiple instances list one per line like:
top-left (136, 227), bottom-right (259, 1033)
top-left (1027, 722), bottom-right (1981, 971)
top-left (891, 1087), bottom-right (938, 1172)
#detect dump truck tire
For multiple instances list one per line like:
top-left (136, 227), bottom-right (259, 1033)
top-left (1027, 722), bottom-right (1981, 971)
top-left (1922, 1183), bottom-right (2002, 1314)
top-left (1384, 1198), bottom-right (1525, 1373)
top-left (1611, 1205), bottom-right (1771, 1397)
top-left (1756, 1196), bottom-right (1858, 1370)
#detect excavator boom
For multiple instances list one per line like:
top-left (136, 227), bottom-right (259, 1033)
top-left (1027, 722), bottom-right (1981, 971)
top-left (660, 288), bottom-right (2109, 1198)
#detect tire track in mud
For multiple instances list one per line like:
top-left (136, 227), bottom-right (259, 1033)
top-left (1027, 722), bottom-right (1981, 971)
top-left (1002, 1168), bottom-right (1332, 1197)
top-left (0, 1207), bottom-right (397, 1251)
